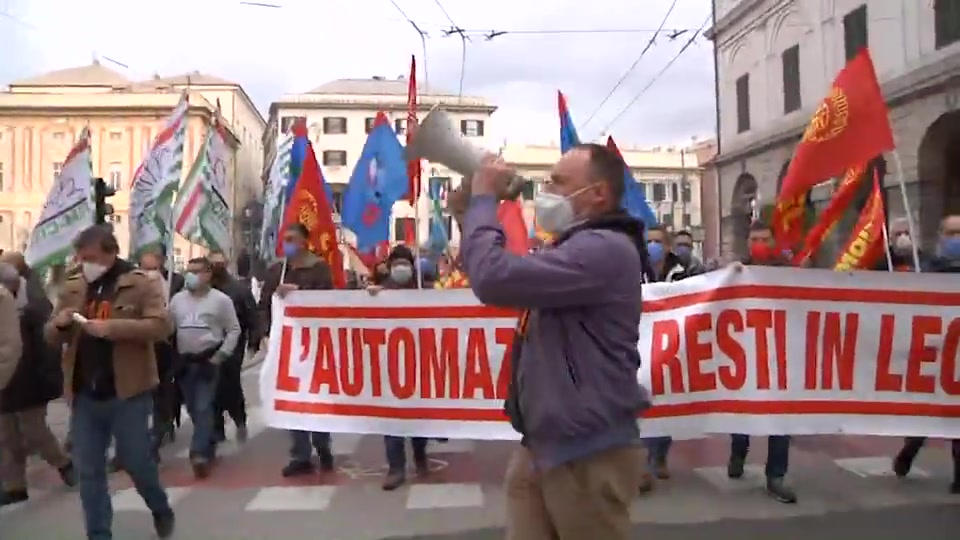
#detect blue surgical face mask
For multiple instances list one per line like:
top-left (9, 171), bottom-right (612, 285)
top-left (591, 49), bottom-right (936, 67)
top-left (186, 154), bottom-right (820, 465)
top-left (940, 237), bottom-right (960, 259)
top-left (647, 241), bottom-right (665, 264)
top-left (675, 244), bottom-right (692, 262)
top-left (283, 243), bottom-right (300, 259)
top-left (184, 272), bottom-right (201, 290)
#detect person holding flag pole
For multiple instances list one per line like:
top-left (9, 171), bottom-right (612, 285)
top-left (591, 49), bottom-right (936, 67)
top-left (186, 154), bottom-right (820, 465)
top-left (257, 119), bottom-right (342, 478)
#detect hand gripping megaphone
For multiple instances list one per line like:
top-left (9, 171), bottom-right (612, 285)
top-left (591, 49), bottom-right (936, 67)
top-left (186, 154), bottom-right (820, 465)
top-left (406, 106), bottom-right (526, 200)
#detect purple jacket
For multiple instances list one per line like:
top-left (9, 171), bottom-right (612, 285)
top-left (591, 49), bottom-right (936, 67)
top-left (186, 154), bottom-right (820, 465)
top-left (461, 196), bottom-right (647, 469)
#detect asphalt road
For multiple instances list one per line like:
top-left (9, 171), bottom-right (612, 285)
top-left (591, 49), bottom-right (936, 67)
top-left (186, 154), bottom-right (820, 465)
top-left (385, 503), bottom-right (960, 540)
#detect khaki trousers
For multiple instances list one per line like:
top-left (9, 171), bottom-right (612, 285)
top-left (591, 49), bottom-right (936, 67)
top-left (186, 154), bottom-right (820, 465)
top-left (505, 445), bottom-right (643, 540)
top-left (0, 404), bottom-right (69, 491)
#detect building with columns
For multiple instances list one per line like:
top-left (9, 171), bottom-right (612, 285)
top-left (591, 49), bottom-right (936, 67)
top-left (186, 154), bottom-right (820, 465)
top-left (709, 0), bottom-right (960, 260)
top-left (0, 61), bottom-right (265, 268)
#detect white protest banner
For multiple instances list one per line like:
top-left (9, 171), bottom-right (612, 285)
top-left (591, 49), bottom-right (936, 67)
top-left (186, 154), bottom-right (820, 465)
top-left (260, 266), bottom-right (960, 440)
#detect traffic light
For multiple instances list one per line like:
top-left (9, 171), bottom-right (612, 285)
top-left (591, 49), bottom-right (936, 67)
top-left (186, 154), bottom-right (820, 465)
top-left (93, 177), bottom-right (116, 224)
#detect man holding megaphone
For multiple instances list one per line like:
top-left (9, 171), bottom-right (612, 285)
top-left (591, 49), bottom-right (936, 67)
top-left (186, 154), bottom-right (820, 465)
top-left (447, 145), bottom-right (651, 540)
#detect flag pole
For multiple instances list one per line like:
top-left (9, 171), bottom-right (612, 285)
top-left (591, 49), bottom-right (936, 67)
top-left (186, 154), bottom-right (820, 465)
top-left (873, 167), bottom-right (895, 272)
top-left (278, 188), bottom-right (289, 285)
top-left (890, 151), bottom-right (922, 272)
top-left (164, 230), bottom-right (174, 300)
top-left (414, 189), bottom-right (423, 289)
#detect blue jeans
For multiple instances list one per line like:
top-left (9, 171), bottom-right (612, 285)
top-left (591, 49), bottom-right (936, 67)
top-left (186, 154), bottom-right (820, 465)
top-left (71, 392), bottom-right (171, 540)
top-left (730, 434), bottom-right (790, 479)
top-left (179, 363), bottom-right (218, 458)
top-left (289, 430), bottom-right (331, 463)
top-left (384, 436), bottom-right (427, 473)
top-left (645, 436), bottom-right (672, 466)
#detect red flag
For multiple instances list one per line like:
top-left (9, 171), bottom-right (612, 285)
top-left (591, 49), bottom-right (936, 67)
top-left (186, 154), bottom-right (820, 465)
top-left (497, 199), bottom-right (529, 255)
top-left (405, 55), bottom-right (420, 205)
top-left (774, 48), bottom-right (893, 246)
top-left (833, 170), bottom-right (886, 271)
top-left (282, 122), bottom-right (346, 288)
top-left (792, 162), bottom-right (869, 265)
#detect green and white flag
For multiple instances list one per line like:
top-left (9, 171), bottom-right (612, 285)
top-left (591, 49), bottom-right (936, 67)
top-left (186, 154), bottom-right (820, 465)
top-left (173, 111), bottom-right (231, 253)
top-left (129, 92), bottom-right (189, 260)
top-left (24, 127), bottom-right (95, 269)
top-left (258, 133), bottom-right (293, 260)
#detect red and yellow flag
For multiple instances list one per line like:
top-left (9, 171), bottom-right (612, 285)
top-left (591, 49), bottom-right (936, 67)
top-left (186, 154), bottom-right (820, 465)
top-left (791, 162), bottom-right (869, 265)
top-left (774, 48), bottom-right (893, 248)
top-left (833, 170), bottom-right (886, 271)
top-left (284, 120), bottom-right (345, 288)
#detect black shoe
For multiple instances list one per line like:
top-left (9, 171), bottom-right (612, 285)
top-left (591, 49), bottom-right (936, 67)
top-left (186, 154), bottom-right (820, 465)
top-left (766, 477), bottom-right (798, 504)
top-left (950, 480), bottom-right (959, 494)
top-left (892, 452), bottom-right (913, 477)
top-left (382, 470), bottom-right (406, 491)
top-left (191, 456), bottom-right (212, 479)
top-left (316, 446), bottom-right (334, 472)
top-left (281, 460), bottom-right (315, 478)
top-left (727, 455), bottom-right (746, 479)
top-left (58, 462), bottom-right (77, 487)
top-left (0, 489), bottom-right (28, 506)
top-left (153, 510), bottom-right (175, 539)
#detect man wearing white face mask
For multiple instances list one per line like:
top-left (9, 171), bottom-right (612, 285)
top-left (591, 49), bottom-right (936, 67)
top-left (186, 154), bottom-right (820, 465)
top-left (365, 245), bottom-right (432, 490)
top-left (453, 145), bottom-right (651, 540)
top-left (875, 217), bottom-right (930, 271)
top-left (43, 225), bottom-right (175, 540)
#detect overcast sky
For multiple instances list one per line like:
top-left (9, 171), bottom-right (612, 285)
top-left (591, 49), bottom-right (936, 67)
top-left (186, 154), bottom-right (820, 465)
top-left (1, 0), bottom-right (715, 148)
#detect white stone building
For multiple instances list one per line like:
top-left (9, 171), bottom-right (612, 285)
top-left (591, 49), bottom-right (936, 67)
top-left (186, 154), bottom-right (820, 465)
top-left (710, 0), bottom-right (960, 258)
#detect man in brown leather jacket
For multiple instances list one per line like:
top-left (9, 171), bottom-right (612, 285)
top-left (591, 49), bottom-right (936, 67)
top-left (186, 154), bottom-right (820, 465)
top-left (44, 225), bottom-right (175, 539)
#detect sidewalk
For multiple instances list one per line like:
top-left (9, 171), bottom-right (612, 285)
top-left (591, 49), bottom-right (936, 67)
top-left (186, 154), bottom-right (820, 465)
top-left (45, 349), bottom-right (265, 442)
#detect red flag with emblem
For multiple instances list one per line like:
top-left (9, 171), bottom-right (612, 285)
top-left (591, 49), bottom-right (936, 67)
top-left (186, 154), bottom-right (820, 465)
top-left (833, 169), bottom-right (887, 271)
top-left (773, 48), bottom-right (893, 248)
top-left (791, 161), bottom-right (870, 265)
top-left (282, 121), bottom-right (346, 288)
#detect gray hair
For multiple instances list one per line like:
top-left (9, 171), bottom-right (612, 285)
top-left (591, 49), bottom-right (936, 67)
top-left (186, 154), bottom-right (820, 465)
top-left (889, 217), bottom-right (912, 234)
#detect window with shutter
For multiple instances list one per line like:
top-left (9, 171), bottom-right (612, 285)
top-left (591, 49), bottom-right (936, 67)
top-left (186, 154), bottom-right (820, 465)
top-left (460, 120), bottom-right (484, 137)
top-left (652, 183), bottom-right (667, 202)
top-left (322, 150), bottom-right (347, 167)
top-left (736, 74), bottom-right (751, 133)
top-left (935, 0), bottom-right (960, 50)
top-left (364, 117), bottom-right (376, 134)
top-left (322, 117), bottom-right (348, 134)
top-left (843, 5), bottom-right (868, 61)
top-left (781, 45), bottom-right (801, 114)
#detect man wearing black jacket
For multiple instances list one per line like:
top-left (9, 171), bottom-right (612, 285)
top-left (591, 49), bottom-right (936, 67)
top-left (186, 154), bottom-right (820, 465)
top-left (892, 215), bottom-right (960, 494)
top-left (727, 221), bottom-right (796, 504)
top-left (639, 226), bottom-right (703, 492)
top-left (208, 251), bottom-right (257, 444)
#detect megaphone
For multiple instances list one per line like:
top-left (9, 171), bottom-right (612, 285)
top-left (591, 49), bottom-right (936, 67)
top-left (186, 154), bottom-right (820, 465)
top-left (406, 106), bottom-right (525, 200)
